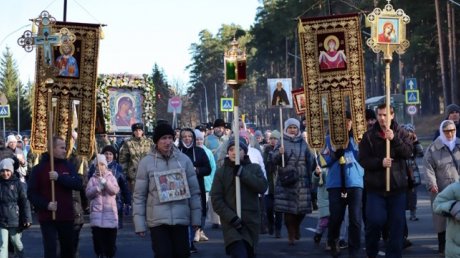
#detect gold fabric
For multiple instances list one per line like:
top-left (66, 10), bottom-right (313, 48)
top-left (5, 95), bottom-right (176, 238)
top-left (298, 14), bottom-right (366, 149)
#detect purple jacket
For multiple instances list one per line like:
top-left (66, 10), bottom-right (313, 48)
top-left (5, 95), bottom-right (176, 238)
top-left (86, 170), bottom-right (120, 228)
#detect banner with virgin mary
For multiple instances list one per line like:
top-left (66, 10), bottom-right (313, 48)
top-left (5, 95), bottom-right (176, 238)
top-left (298, 13), bottom-right (366, 149)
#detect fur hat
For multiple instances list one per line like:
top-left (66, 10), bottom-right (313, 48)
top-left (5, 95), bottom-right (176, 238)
top-left (213, 118), bottom-right (226, 128)
top-left (227, 138), bottom-right (248, 154)
top-left (284, 118), bottom-right (300, 130)
top-left (446, 104), bottom-right (460, 115)
top-left (131, 123), bottom-right (144, 132)
top-left (153, 123), bottom-right (175, 143)
top-left (93, 154), bottom-right (108, 167)
top-left (6, 135), bottom-right (17, 145)
top-left (101, 145), bottom-right (118, 160)
top-left (0, 158), bottom-right (14, 172)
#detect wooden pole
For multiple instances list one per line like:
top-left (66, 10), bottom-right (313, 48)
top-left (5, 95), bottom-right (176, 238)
top-left (435, 0), bottom-right (448, 107)
top-left (47, 88), bottom-right (56, 220)
top-left (233, 89), bottom-right (241, 217)
top-left (279, 107), bottom-right (285, 167)
top-left (384, 44), bottom-right (392, 192)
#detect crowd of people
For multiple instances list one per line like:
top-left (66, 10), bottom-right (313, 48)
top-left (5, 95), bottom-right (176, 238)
top-left (0, 103), bottom-right (460, 258)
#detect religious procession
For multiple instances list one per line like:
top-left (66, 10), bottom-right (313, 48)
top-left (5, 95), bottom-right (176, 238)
top-left (1, 0), bottom-right (460, 258)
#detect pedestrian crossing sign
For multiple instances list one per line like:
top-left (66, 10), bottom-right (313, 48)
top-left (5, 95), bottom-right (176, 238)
top-left (220, 98), bottom-right (234, 112)
top-left (0, 105), bottom-right (10, 118)
top-left (405, 90), bottom-right (420, 104)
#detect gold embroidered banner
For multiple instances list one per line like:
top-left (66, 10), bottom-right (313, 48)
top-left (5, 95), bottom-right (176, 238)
top-left (32, 21), bottom-right (100, 158)
top-left (298, 13), bottom-right (366, 149)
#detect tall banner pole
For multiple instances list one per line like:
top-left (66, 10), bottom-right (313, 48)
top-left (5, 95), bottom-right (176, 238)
top-left (279, 107), bottom-right (285, 167)
top-left (233, 90), bottom-right (241, 216)
top-left (367, 0), bottom-right (410, 192)
top-left (224, 38), bottom-right (246, 217)
top-left (47, 88), bottom-right (56, 220)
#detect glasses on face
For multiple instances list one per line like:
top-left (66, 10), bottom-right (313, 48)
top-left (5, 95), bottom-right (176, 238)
top-left (443, 129), bottom-right (456, 134)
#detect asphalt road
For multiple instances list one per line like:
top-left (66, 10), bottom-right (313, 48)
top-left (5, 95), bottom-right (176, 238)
top-left (21, 161), bottom-right (441, 258)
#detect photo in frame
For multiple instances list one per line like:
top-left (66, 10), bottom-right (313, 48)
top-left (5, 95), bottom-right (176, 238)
top-left (292, 88), bottom-right (306, 115)
top-left (154, 168), bottom-right (191, 203)
top-left (268, 78), bottom-right (293, 108)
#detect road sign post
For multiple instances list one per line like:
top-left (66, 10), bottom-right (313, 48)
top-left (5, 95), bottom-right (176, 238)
top-left (0, 105), bottom-right (10, 140)
top-left (220, 98), bottom-right (234, 112)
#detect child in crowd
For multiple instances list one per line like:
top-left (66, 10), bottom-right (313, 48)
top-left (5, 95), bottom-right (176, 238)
top-left (86, 154), bottom-right (120, 258)
top-left (0, 158), bottom-right (31, 258)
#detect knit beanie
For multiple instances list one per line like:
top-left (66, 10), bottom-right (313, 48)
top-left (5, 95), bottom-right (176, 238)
top-left (254, 130), bottom-right (263, 138)
top-left (153, 123), bottom-right (175, 144)
top-left (101, 145), bottom-right (118, 160)
top-left (284, 118), bottom-right (300, 130)
top-left (227, 138), bottom-right (248, 154)
top-left (0, 158), bottom-right (14, 172)
top-left (6, 135), bottom-right (17, 145)
top-left (93, 154), bottom-right (108, 167)
top-left (194, 129), bottom-right (204, 140)
top-left (270, 130), bottom-right (281, 140)
top-left (446, 104), bottom-right (460, 115)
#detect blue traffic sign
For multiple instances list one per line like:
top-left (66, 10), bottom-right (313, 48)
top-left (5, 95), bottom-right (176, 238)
top-left (0, 105), bottom-right (10, 118)
top-left (220, 98), bottom-right (234, 112)
top-left (405, 78), bottom-right (417, 90)
top-left (405, 90), bottom-right (420, 104)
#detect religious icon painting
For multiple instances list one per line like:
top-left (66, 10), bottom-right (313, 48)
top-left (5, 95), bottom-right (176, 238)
top-left (292, 88), bottom-right (306, 115)
top-left (317, 32), bottom-right (347, 73)
top-left (268, 78), bottom-right (293, 109)
top-left (98, 74), bottom-right (155, 134)
top-left (377, 18), bottom-right (399, 44)
top-left (32, 20), bottom-right (101, 158)
top-left (298, 13), bottom-right (366, 149)
top-left (154, 168), bottom-right (191, 203)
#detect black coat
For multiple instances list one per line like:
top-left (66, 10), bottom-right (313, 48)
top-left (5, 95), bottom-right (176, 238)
top-left (0, 176), bottom-right (32, 228)
top-left (358, 121), bottom-right (413, 194)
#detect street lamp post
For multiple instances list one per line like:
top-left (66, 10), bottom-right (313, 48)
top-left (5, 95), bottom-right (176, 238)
top-left (224, 37), bottom-right (246, 216)
top-left (198, 80), bottom-right (209, 123)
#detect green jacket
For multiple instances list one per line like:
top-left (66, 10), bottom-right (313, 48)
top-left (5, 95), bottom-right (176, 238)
top-left (210, 157), bottom-right (268, 254)
top-left (119, 136), bottom-right (153, 181)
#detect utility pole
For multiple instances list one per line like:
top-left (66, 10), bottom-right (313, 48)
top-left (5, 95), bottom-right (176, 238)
top-left (435, 0), bottom-right (448, 108)
top-left (447, 2), bottom-right (458, 104)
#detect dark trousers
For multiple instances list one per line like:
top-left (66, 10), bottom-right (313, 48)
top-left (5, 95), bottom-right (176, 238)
top-left (264, 194), bottom-right (282, 233)
top-left (40, 221), bottom-right (75, 258)
top-left (91, 227), bottom-right (117, 257)
top-left (327, 188), bottom-right (363, 256)
top-left (73, 223), bottom-right (83, 258)
top-left (226, 240), bottom-right (255, 258)
top-left (284, 213), bottom-right (305, 242)
top-left (150, 225), bottom-right (190, 258)
top-left (365, 191), bottom-right (406, 258)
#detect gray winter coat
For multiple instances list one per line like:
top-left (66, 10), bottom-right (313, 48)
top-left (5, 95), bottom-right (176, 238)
top-left (424, 137), bottom-right (460, 233)
top-left (133, 146), bottom-right (201, 233)
top-left (272, 133), bottom-right (315, 215)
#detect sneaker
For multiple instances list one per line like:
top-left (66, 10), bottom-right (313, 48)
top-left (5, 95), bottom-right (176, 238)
top-left (338, 239), bottom-right (348, 249)
top-left (403, 239), bottom-right (413, 249)
top-left (190, 244), bottom-right (198, 254)
top-left (313, 233), bottom-right (322, 244)
top-left (409, 216), bottom-right (419, 221)
top-left (199, 230), bottom-right (209, 241)
top-left (193, 230), bottom-right (200, 242)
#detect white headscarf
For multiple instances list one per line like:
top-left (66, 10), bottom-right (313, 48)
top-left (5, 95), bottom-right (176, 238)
top-left (439, 120), bottom-right (456, 151)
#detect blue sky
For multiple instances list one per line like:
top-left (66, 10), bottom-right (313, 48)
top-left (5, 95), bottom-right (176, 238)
top-left (0, 0), bottom-right (260, 85)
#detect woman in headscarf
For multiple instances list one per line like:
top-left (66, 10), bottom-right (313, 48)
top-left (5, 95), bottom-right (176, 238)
top-left (424, 120), bottom-right (460, 255)
top-left (272, 118), bottom-right (316, 246)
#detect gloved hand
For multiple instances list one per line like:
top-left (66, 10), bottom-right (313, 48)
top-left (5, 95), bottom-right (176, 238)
top-left (233, 165), bottom-right (242, 177)
top-left (100, 177), bottom-right (107, 185)
top-left (230, 216), bottom-right (243, 231)
top-left (450, 201), bottom-right (460, 221)
top-left (335, 148), bottom-right (345, 159)
top-left (49, 171), bottom-right (59, 181)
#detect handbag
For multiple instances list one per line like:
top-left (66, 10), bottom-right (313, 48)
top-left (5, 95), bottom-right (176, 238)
top-left (278, 142), bottom-right (302, 187)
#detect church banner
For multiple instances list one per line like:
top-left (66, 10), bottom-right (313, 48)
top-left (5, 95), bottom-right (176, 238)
top-left (32, 21), bottom-right (101, 158)
top-left (298, 13), bottom-right (366, 149)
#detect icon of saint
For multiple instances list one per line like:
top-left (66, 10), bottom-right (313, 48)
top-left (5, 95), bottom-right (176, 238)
top-left (318, 35), bottom-right (347, 70)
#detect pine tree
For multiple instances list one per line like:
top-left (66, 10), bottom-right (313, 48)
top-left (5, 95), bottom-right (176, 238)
top-left (0, 47), bottom-right (20, 132)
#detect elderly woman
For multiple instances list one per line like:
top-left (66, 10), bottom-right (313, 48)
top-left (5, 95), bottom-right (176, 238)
top-left (424, 120), bottom-right (460, 255)
top-left (273, 118), bottom-right (316, 245)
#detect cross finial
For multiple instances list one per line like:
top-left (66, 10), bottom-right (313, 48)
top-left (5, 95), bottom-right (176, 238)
top-left (386, 0), bottom-right (391, 4)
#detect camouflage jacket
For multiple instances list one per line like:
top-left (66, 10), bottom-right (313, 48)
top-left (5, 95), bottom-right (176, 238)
top-left (118, 136), bottom-right (153, 181)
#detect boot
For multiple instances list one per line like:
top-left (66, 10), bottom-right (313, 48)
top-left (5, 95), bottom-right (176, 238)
top-left (199, 230), bottom-right (209, 241)
top-left (194, 229), bottom-right (201, 242)
top-left (329, 240), bottom-right (340, 258)
top-left (438, 231), bottom-right (446, 255)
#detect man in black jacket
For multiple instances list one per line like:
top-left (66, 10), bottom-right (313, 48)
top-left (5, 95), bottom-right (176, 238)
top-left (358, 104), bottom-right (413, 258)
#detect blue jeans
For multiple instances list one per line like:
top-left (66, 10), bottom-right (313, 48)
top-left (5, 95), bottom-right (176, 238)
top-left (327, 187), bottom-right (363, 256)
top-left (0, 227), bottom-right (23, 258)
top-left (365, 191), bottom-right (406, 258)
